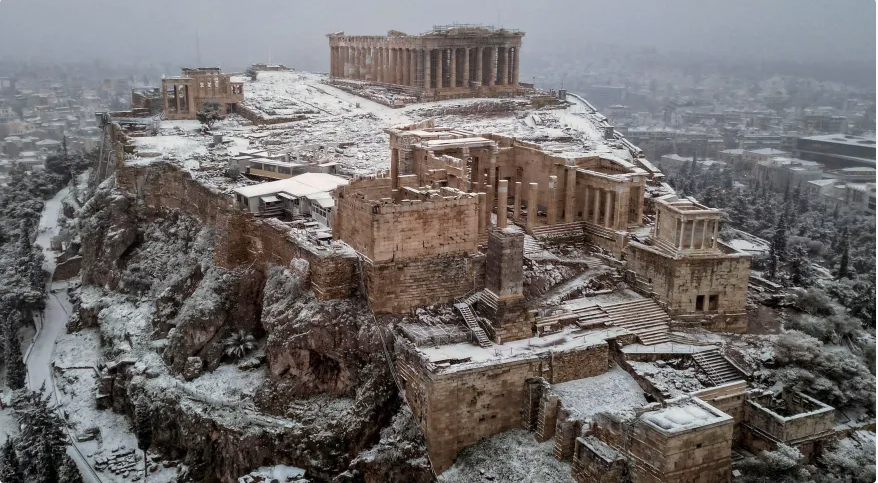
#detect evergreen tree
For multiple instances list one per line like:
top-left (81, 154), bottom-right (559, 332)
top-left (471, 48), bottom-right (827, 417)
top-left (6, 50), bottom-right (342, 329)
top-left (767, 241), bottom-right (779, 280)
top-left (771, 213), bottom-right (788, 261)
top-left (58, 454), bottom-right (84, 483)
top-left (4, 311), bottom-right (26, 390)
top-left (0, 437), bottom-right (24, 482)
top-left (837, 240), bottom-right (850, 280)
top-left (135, 398), bottom-right (153, 477)
top-left (12, 386), bottom-right (68, 482)
top-left (787, 245), bottom-right (815, 288)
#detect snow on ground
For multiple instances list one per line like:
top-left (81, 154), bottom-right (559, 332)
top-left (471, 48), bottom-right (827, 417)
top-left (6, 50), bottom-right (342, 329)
top-left (239, 464), bottom-right (306, 482)
top-left (438, 429), bottom-right (573, 483)
top-left (562, 288), bottom-right (644, 311)
top-left (622, 342), bottom-right (716, 355)
top-left (551, 364), bottom-right (648, 420)
top-left (54, 328), bottom-right (102, 368)
top-left (628, 361), bottom-right (709, 397)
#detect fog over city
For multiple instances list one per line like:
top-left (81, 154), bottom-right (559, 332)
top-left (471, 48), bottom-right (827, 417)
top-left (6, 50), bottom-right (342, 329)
top-left (0, 0), bottom-right (875, 70)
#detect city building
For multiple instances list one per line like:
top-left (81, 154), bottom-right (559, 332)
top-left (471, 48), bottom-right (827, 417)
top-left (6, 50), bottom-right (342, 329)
top-left (751, 157), bottom-right (824, 192)
top-left (795, 133), bottom-right (877, 170)
top-left (328, 25), bottom-right (523, 101)
top-left (161, 68), bottom-right (244, 120)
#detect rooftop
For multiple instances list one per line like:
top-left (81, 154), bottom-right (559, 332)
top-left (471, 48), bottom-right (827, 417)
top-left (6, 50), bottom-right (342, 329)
top-left (416, 325), bottom-right (630, 374)
top-left (643, 397), bottom-right (731, 434)
top-left (799, 133), bottom-right (877, 149)
top-left (747, 148), bottom-right (790, 156)
top-left (233, 172), bottom-right (349, 199)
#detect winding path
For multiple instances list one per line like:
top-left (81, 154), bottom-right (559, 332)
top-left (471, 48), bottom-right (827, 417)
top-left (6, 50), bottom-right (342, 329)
top-left (26, 187), bottom-right (101, 483)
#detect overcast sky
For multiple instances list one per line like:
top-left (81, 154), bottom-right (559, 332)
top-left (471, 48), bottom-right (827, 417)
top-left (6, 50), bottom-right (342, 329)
top-left (0, 0), bottom-right (874, 71)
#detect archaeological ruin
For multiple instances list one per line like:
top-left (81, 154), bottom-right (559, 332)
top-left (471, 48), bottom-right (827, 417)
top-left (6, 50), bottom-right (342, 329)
top-left (71, 37), bottom-right (869, 482)
top-left (161, 67), bottom-right (244, 119)
top-left (328, 25), bottom-right (524, 100)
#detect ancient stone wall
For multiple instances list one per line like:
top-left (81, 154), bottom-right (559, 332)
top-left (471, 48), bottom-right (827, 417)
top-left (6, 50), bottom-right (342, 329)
top-left (627, 242), bottom-right (750, 329)
top-left (626, 421), bottom-right (733, 483)
top-left (572, 437), bottom-right (627, 483)
top-left (396, 335), bottom-right (616, 472)
top-left (115, 161), bottom-right (358, 299)
top-left (363, 252), bottom-right (485, 313)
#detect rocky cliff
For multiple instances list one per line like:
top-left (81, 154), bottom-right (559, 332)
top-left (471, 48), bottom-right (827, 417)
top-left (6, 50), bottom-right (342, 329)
top-left (73, 168), bottom-right (433, 482)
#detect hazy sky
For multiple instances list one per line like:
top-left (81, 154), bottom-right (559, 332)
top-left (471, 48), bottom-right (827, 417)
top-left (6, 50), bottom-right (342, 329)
top-left (0, 0), bottom-right (874, 71)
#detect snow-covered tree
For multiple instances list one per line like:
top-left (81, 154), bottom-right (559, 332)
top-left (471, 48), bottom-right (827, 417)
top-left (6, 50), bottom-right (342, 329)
top-left (135, 397), bottom-right (153, 477)
top-left (4, 311), bottom-right (26, 390)
top-left (738, 444), bottom-right (812, 482)
top-left (196, 101), bottom-right (223, 130)
top-left (787, 245), bottom-right (815, 288)
top-left (58, 454), bottom-right (84, 483)
top-left (0, 437), bottom-right (24, 482)
top-left (12, 386), bottom-right (69, 482)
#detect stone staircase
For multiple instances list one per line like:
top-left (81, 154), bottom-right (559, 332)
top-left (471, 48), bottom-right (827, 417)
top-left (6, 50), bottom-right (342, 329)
top-left (600, 298), bottom-right (671, 345)
top-left (529, 222), bottom-right (586, 239)
top-left (523, 235), bottom-right (544, 256)
top-left (572, 305), bottom-right (611, 329)
top-left (692, 349), bottom-right (745, 385)
top-left (454, 301), bottom-right (492, 348)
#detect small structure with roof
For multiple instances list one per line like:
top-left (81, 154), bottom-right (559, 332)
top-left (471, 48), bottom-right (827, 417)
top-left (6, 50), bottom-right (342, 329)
top-left (232, 172), bottom-right (348, 224)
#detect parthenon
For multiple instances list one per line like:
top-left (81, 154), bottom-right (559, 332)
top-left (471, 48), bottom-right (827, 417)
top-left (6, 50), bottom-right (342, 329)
top-left (327, 25), bottom-right (524, 100)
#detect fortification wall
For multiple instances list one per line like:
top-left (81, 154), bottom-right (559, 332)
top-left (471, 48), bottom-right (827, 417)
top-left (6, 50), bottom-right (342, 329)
top-left (115, 161), bottom-right (358, 299)
top-left (363, 252), bottom-right (485, 313)
top-left (396, 337), bottom-right (615, 472)
top-left (334, 188), bottom-right (479, 263)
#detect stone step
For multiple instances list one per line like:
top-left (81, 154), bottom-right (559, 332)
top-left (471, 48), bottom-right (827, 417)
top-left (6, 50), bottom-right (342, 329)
top-left (692, 350), bottom-right (744, 385)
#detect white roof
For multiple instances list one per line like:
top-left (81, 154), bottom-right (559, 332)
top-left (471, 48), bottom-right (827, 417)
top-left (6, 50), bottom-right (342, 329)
top-left (234, 172), bottom-right (348, 199)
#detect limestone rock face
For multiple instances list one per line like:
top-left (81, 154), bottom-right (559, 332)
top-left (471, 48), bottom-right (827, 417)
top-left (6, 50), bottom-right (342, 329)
top-left (258, 265), bottom-right (385, 399)
top-left (76, 165), bottom-right (432, 482)
top-left (79, 182), bottom-right (138, 289)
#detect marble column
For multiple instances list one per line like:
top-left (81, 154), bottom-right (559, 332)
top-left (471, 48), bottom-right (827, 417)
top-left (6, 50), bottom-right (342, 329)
top-left (604, 190), bottom-right (613, 228)
top-left (564, 166), bottom-right (576, 223)
top-left (388, 48), bottom-right (395, 84)
top-left (478, 192), bottom-right (487, 235)
top-left (449, 48), bottom-right (457, 88)
top-left (485, 184), bottom-right (494, 228)
top-left (463, 47), bottom-right (470, 88)
top-left (512, 46), bottom-right (520, 86)
top-left (583, 185), bottom-right (591, 221)
top-left (689, 219), bottom-right (697, 249)
top-left (592, 188), bottom-right (601, 224)
top-left (396, 48), bottom-right (403, 84)
top-left (436, 49), bottom-right (444, 88)
top-left (678, 219), bottom-right (686, 249)
top-left (547, 175), bottom-right (558, 225)
top-left (514, 181), bottom-right (522, 220)
top-left (475, 47), bottom-right (483, 85)
top-left (424, 50), bottom-right (432, 88)
top-left (527, 182), bottom-right (538, 230)
top-left (499, 47), bottom-right (508, 85)
top-left (712, 220), bottom-right (719, 248)
top-left (488, 47), bottom-right (497, 86)
top-left (498, 180), bottom-right (509, 228)
top-left (700, 220), bottom-right (708, 249)
top-left (487, 148), bottom-right (497, 191)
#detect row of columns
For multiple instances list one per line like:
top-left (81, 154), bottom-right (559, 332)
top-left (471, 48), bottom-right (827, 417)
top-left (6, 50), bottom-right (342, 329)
top-left (330, 45), bottom-right (419, 86)
top-left (330, 44), bottom-right (520, 89)
top-left (469, 168), bottom-right (628, 233)
top-left (672, 218), bottom-right (720, 250)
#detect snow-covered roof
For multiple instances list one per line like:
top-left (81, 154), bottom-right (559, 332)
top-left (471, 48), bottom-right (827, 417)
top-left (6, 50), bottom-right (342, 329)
top-left (233, 172), bottom-right (348, 199)
top-left (643, 398), bottom-right (730, 433)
